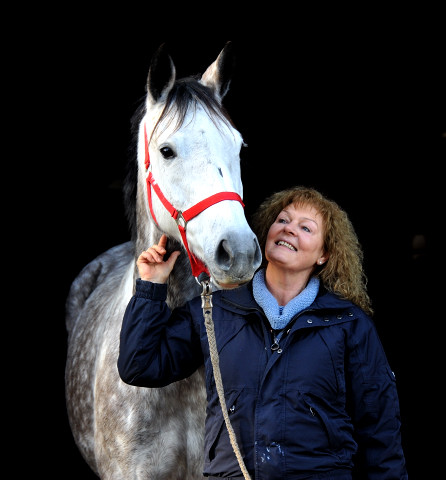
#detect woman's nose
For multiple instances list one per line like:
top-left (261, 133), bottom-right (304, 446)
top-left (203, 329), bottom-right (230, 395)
top-left (284, 222), bottom-right (297, 235)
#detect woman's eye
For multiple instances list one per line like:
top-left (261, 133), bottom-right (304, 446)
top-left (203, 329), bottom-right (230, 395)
top-left (160, 146), bottom-right (175, 159)
top-left (301, 226), bottom-right (310, 232)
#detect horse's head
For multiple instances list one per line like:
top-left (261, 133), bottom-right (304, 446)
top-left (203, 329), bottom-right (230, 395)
top-left (137, 42), bottom-right (261, 288)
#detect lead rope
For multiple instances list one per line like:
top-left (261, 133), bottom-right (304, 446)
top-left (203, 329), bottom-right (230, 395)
top-left (200, 279), bottom-right (252, 480)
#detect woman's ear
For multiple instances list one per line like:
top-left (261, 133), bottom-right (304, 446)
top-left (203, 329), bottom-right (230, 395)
top-left (317, 254), bottom-right (329, 265)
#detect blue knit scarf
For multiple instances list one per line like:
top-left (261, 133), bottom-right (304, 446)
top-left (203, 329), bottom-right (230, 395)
top-left (252, 269), bottom-right (320, 330)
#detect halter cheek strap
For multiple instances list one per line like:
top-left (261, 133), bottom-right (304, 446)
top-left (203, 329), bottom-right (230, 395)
top-left (144, 123), bottom-right (245, 278)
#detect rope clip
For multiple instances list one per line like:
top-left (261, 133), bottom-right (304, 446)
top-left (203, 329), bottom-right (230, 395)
top-left (200, 278), bottom-right (213, 309)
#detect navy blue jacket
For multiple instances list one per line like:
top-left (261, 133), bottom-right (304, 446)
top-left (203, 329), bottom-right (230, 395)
top-left (118, 279), bottom-right (408, 479)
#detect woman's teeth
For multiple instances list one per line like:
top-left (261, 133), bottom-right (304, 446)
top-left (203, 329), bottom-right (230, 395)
top-left (277, 240), bottom-right (297, 251)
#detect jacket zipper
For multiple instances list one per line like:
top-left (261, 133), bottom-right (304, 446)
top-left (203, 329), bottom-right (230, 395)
top-left (269, 309), bottom-right (316, 353)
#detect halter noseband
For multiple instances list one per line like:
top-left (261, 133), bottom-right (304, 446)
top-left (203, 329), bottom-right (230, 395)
top-left (144, 123), bottom-right (244, 278)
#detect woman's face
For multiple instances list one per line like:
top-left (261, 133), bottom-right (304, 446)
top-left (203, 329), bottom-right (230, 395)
top-left (265, 203), bottom-right (328, 275)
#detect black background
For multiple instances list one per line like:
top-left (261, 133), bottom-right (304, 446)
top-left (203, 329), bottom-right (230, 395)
top-left (16, 18), bottom-right (444, 479)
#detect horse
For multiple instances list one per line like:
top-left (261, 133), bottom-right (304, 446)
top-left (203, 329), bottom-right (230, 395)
top-left (65, 42), bottom-right (262, 479)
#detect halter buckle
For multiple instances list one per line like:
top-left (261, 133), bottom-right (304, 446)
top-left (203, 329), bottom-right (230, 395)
top-left (175, 211), bottom-right (187, 229)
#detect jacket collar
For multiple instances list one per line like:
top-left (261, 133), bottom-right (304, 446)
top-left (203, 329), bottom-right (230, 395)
top-left (219, 280), bottom-right (258, 312)
top-left (218, 278), bottom-right (356, 314)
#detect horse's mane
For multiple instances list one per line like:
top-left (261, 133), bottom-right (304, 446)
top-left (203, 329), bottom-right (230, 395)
top-left (123, 76), bottom-right (235, 242)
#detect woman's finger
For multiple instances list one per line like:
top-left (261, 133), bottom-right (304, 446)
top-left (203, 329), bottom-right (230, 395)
top-left (158, 234), bottom-right (168, 249)
top-left (138, 250), bottom-right (162, 264)
top-left (150, 244), bottom-right (166, 257)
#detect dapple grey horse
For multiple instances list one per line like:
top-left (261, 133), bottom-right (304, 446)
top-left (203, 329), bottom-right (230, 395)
top-left (65, 42), bottom-right (261, 479)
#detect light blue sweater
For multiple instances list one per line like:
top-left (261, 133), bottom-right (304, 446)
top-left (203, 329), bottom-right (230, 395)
top-left (252, 269), bottom-right (320, 330)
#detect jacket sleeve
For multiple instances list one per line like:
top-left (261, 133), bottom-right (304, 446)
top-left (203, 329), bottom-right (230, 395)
top-left (117, 279), bottom-right (203, 388)
top-left (346, 313), bottom-right (408, 479)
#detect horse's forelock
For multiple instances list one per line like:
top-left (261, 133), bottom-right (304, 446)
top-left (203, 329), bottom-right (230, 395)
top-left (151, 77), bottom-right (235, 143)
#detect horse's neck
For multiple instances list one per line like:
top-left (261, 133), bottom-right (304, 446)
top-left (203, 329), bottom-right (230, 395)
top-left (134, 185), bottom-right (200, 309)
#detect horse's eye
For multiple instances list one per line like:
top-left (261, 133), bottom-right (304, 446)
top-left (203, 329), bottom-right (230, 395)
top-left (160, 146), bottom-right (175, 159)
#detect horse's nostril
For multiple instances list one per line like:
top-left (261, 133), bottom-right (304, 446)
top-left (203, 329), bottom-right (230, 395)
top-left (216, 239), bottom-right (233, 271)
top-left (216, 237), bottom-right (262, 273)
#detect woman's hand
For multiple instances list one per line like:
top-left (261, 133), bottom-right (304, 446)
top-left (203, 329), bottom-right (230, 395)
top-left (136, 234), bottom-right (181, 283)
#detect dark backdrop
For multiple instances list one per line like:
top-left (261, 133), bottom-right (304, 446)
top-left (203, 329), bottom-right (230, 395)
top-left (22, 30), bottom-right (443, 479)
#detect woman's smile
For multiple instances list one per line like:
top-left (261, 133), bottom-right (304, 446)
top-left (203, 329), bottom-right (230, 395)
top-left (276, 240), bottom-right (297, 251)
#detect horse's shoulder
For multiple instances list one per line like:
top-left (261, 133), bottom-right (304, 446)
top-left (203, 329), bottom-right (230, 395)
top-left (65, 241), bottom-right (134, 331)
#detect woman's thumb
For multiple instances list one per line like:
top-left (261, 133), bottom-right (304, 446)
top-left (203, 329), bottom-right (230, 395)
top-left (166, 250), bottom-right (181, 268)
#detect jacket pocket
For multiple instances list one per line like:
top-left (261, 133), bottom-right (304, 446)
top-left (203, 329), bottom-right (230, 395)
top-left (301, 393), bottom-right (342, 450)
top-left (205, 389), bottom-right (243, 463)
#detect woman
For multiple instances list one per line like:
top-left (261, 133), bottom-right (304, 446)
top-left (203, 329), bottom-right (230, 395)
top-left (118, 186), bottom-right (408, 479)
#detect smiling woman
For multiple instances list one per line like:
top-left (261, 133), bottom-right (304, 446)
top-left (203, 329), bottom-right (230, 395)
top-left (252, 186), bottom-right (373, 315)
top-left (118, 185), bottom-right (408, 479)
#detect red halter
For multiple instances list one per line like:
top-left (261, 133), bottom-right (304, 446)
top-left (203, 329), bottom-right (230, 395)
top-left (144, 123), bottom-right (245, 278)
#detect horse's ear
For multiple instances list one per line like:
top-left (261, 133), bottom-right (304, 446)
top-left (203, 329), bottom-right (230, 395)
top-left (200, 41), bottom-right (235, 103)
top-left (147, 44), bottom-right (176, 104)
